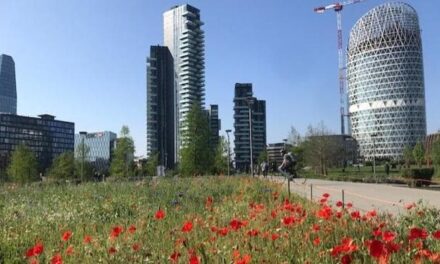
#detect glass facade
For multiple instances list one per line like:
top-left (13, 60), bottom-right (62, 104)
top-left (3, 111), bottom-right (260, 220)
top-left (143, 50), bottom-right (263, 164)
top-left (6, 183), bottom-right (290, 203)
top-left (0, 54), bottom-right (17, 114)
top-left (207, 104), bottom-right (221, 148)
top-left (233, 83), bottom-right (267, 171)
top-left (0, 114), bottom-right (74, 174)
top-left (74, 131), bottom-right (116, 173)
top-left (146, 46), bottom-right (175, 168)
top-left (164, 4), bottom-right (205, 160)
top-left (347, 2), bottom-right (427, 160)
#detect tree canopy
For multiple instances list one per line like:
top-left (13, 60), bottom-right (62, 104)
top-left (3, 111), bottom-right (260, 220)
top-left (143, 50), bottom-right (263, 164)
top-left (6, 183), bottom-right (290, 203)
top-left (180, 104), bottom-right (213, 176)
top-left (110, 126), bottom-right (135, 177)
top-left (7, 144), bottom-right (39, 184)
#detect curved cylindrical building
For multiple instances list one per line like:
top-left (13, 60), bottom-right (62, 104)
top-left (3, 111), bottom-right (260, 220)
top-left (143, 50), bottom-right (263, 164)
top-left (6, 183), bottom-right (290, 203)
top-left (347, 2), bottom-right (426, 160)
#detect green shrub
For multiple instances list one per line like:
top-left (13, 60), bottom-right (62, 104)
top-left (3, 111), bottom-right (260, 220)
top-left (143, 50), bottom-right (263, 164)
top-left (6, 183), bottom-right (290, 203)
top-left (402, 168), bottom-right (434, 187)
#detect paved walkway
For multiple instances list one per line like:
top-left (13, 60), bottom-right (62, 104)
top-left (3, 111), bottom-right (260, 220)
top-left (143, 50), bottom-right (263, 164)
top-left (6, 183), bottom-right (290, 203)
top-left (266, 176), bottom-right (440, 215)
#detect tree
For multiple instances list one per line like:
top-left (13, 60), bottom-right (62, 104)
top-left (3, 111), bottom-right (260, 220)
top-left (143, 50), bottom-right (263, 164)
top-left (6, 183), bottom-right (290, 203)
top-left (257, 148), bottom-right (268, 164)
top-left (180, 104), bottom-right (212, 176)
top-left (110, 126), bottom-right (135, 177)
top-left (212, 136), bottom-right (228, 175)
top-left (76, 138), bottom-right (90, 181)
top-left (48, 152), bottom-right (75, 180)
top-left (403, 145), bottom-right (413, 168)
top-left (287, 126), bottom-right (302, 147)
top-left (432, 140), bottom-right (440, 176)
top-left (412, 142), bottom-right (425, 168)
top-left (7, 144), bottom-right (39, 184)
top-left (302, 122), bottom-right (337, 176)
top-left (145, 152), bottom-right (159, 176)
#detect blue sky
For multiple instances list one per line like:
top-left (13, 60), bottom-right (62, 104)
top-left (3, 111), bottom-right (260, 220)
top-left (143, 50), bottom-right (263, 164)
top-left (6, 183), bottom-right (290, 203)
top-left (1, 0), bottom-right (438, 155)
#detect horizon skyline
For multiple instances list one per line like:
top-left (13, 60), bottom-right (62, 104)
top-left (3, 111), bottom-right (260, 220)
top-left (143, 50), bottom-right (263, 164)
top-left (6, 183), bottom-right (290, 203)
top-left (1, 0), bottom-right (439, 156)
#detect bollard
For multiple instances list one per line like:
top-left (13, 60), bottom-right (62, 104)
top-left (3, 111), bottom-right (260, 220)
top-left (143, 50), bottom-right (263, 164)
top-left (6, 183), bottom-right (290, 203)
top-left (310, 184), bottom-right (313, 201)
top-left (342, 189), bottom-right (345, 210)
top-left (288, 178), bottom-right (291, 197)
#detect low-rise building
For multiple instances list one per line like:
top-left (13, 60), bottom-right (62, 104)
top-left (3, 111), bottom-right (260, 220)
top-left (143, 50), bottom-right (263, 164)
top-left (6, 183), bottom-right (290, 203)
top-left (74, 131), bottom-right (117, 173)
top-left (0, 113), bottom-right (74, 175)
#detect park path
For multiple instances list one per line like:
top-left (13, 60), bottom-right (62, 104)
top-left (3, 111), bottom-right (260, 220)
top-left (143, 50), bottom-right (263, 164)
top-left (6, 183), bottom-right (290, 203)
top-left (266, 176), bottom-right (440, 215)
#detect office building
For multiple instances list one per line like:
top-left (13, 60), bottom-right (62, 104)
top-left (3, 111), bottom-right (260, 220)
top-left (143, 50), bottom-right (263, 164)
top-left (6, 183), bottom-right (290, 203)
top-left (347, 2), bottom-right (427, 160)
top-left (0, 114), bottom-right (74, 174)
top-left (207, 104), bottom-right (221, 148)
top-left (233, 83), bottom-right (266, 172)
top-left (425, 132), bottom-right (440, 163)
top-left (0, 54), bottom-right (17, 114)
top-left (75, 131), bottom-right (117, 173)
top-left (146, 45), bottom-right (175, 168)
top-left (164, 4), bottom-right (205, 158)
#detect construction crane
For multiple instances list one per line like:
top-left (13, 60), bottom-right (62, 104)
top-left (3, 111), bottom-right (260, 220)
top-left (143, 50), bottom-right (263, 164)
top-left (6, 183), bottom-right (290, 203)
top-left (314, 0), bottom-right (367, 135)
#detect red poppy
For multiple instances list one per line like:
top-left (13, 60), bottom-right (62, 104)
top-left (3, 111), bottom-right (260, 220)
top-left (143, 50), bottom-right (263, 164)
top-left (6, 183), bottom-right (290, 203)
top-left (271, 233), bottom-right (280, 241)
top-left (346, 202), bottom-right (353, 208)
top-left (372, 227), bottom-right (382, 237)
top-left (155, 209), bottom-right (165, 220)
top-left (382, 231), bottom-right (396, 242)
top-left (271, 210), bottom-right (278, 218)
top-left (61, 230), bottom-right (72, 242)
top-left (110, 226), bottom-right (123, 238)
top-left (313, 237), bottom-right (320, 246)
top-left (170, 251), bottom-right (181, 263)
top-left (229, 219), bottom-right (245, 230)
top-left (366, 210), bottom-right (377, 218)
top-left (408, 227), bottom-right (428, 240)
top-left (336, 201), bottom-right (343, 207)
top-left (108, 247), bottom-right (117, 254)
top-left (316, 206), bottom-right (332, 220)
top-left (128, 225), bottom-right (136, 234)
top-left (132, 243), bottom-right (140, 251)
top-left (282, 216), bottom-right (295, 226)
top-left (432, 230), bottom-right (440, 240)
top-left (369, 240), bottom-right (385, 258)
top-left (182, 221), bottom-right (193, 232)
top-left (217, 227), bottom-right (229, 236)
top-left (235, 254), bottom-right (252, 264)
top-left (322, 193), bottom-right (330, 198)
top-left (83, 235), bottom-right (92, 244)
top-left (189, 254), bottom-right (199, 264)
top-left (341, 254), bottom-right (352, 264)
top-left (320, 198), bottom-right (328, 204)
top-left (50, 254), bottom-right (63, 264)
top-left (66, 245), bottom-right (74, 256)
top-left (350, 211), bottom-right (361, 220)
top-left (247, 229), bottom-right (259, 237)
top-left (312, 224), bottom-right (320, 232)
top-left (26, 242), bottom-right (44, 258)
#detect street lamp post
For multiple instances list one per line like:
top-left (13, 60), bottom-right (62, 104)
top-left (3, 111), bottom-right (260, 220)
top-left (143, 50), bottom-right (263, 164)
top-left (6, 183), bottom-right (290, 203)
top-left (225, 129), bottom-right (232, 176)
top-left (371, 133), bottom-right (378, 183)
top-left (247, 97), bottom-right (254, 177)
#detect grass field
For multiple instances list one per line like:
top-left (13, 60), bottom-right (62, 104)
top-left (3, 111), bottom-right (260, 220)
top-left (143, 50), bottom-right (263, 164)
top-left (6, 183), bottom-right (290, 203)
top-left (1, 177), bottom-right (440, 263)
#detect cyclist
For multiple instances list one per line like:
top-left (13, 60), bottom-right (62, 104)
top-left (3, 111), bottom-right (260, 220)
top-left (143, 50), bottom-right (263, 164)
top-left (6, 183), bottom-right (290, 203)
top-left (278, 148), bottom-right (297, 181)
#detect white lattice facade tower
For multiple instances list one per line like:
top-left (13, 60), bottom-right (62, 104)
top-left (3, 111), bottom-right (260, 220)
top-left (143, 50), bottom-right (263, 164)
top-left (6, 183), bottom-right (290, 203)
top-left (347, 2), bottom-right (427, 161)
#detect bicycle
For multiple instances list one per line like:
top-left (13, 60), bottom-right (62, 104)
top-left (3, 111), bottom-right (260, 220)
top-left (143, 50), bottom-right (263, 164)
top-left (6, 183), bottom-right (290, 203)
top-left (279, 167), bottom-right (307, 185)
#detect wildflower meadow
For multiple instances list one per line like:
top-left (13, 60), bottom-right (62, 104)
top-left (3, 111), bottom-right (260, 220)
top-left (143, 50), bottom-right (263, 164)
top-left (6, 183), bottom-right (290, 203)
top-left (1, 177), bottom-right (440, 263)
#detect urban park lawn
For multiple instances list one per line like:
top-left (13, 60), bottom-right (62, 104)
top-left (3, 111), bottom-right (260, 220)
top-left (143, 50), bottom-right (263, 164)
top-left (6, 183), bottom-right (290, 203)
top-left (1, 176), bottom-right (440, 263)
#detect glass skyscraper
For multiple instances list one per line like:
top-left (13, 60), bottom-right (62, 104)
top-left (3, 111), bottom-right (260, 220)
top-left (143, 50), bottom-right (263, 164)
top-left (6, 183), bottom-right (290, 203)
top-left (146, 46), bottom-right (175, 168)
top-left (347, 2), bottom-right (427, 160)
top-left (233, 83), bottom-right (266, 171)
top-left (0, 54), bottom-right (17, 114)
top-left (163, 4), bottom-right (205, 160)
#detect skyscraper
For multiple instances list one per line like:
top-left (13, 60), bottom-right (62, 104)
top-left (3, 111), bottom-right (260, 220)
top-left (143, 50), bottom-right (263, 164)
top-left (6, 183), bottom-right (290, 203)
top-left (163, 4), bottom-right (205, 160)
top-left (146, 46), bottom-right (175, 168)
top-left (233, 83), bottom-right (266, 172)
top-left (0, 54), bottom-right (17, 114)
top-left (207, 105), bottom-right (221, 148)
top-left (347, 2), bottom-right (427, 160)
